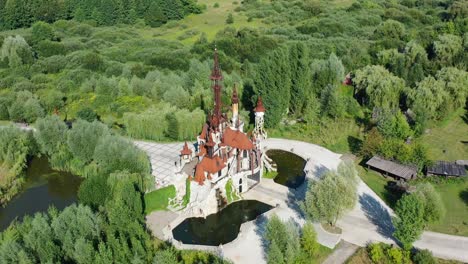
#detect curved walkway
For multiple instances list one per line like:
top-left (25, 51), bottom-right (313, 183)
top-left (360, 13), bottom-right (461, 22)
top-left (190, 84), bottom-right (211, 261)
top-left (141, 138), bottom-right (468, 263)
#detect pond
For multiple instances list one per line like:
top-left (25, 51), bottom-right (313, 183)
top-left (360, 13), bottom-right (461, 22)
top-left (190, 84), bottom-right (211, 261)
top-left (172, 200), bottom-right (273, 246)
top-left (266, 149), bottom-right (306, 189)
top-left (0, 157), bottom-right (82, 231)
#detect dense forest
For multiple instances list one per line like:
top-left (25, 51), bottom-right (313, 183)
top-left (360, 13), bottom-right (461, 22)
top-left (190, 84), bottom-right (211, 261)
top-left (0, 0), bottom-right (467, 262)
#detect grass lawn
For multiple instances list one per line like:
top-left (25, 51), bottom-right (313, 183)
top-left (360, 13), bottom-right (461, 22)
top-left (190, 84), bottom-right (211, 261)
top-left (312, 245), bottom-right (334, 264)
top-left (427, 178), bottom-right (468, 236)
top-left (419, 109), bottom-right (468, 161)
top-left (262, 170), bottom-right (278, 179)
top-left (269, 118), bottom-right (363, 154)
top-left (144, 185), bottom-right (176, 214)
top-left (358, 163), bottom-right (468, 236)
top-left (357, 164), bottom-right (402, 207)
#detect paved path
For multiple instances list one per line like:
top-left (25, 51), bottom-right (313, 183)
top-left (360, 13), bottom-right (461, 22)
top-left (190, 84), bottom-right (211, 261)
top-left (323, 241), bottom-right (359, 264)
top-left (140, 138), bottom-right (468, 263)
top-left (134, 141), bottom-right (195, 188)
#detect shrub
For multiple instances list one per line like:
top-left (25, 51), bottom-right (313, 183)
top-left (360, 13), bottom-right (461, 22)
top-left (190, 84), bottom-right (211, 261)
top-left (76, 107), bottom-right (98, 122)
top-left (213, 3), bottom-right (220, 8)
top-left (67, 120), bottom-right (109, 164)
top-left (226, 13), bottom-right (234, 24)
top-left (412, 249), bottom-right (436, 264)
top-left (368, 243), bottom-right (384, 263)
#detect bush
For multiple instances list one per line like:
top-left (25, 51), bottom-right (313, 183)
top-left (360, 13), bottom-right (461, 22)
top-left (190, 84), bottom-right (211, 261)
top-left (67, 120), bottom-right (109, 164)
top-left (368, 243), bottom-right (384, 263)
top-left (76, 107), bottom-right (98, 122)
top-left (412, 249), bottom-right (436, 264)
top-left (213, 3), bottom-right (219, 8)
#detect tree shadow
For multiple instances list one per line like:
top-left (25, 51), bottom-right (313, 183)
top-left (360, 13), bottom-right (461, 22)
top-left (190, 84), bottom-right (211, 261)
top-left (254, 214), bottom-right (269, 257)
top-left (460, 190), bottom-right (468, 206)
top-left (347, 136), bottom-right (362, 155)
top-left (286, 164), bottom-right (330, 218)
top-left (359, 193), bottom-right (396, 241)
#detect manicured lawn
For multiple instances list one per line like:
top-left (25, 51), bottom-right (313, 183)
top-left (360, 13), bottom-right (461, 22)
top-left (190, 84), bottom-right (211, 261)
top-left (419, 110), bottom-right (468, 161)
top-left (428, 178), bottom-right (468, 236)
top-left (144, 185), bottom-right (176, 214)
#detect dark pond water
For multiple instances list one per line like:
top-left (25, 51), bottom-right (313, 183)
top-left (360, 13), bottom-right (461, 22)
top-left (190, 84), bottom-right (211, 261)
top-left (172, 200), bottom-right (273, 246)
top-left (266, 149), bottom-right (306, 189)
top-left (0, 157), bottom-right (82, 231)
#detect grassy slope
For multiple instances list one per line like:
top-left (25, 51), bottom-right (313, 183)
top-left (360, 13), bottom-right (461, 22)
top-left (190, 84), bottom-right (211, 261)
top-left (139, 0), bottom-right (266, 44)
top-left (346, 247), bottom-right (462, 264)
top-left (144, 185), bottom-right (176, 214)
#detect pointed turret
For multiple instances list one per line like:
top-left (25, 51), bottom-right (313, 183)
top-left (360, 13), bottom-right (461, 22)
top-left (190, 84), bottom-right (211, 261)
top-left (254, 96), bottom-right (266, 113)
top-left (210, 48), bottom-right (223, 127)
top-left (231, 84), bottom-right (239, 128)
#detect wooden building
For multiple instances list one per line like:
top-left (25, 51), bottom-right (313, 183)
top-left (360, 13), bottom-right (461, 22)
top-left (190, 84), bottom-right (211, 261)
top-left (426, 161), bottom-right (466, 177)
top-left (366, 156), bottom-right (418, 181)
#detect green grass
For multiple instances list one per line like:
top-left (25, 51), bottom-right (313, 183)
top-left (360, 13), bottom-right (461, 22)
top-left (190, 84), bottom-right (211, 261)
top-left (419, 109), bottom-right (468, 161)
top-left (263, 170), bottom-right (278, 179)
top-left (144, 185), bottom-right (176, 214)
top-left (225, 179), bottom-right (240, 203)
top-left (269, 118), bottom-right (363, 154)
top-left (182, 178), bottom-right (191, 207)
top-left (312, 245), bottom-right (334, 264)
top-left (427, 178), bottom-right (468, 236)
top-left (359, 162), bottom-right (468, 236)
top-left (357, 164), bottom-right (401, 207)
top-left (138, 0), bottom-right (266, 44)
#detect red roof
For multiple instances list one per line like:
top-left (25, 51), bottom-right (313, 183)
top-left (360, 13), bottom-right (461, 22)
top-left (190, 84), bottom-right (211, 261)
top-left (180, 142), bottom-right (192, 156)
top-left (232, 85), bottom-right (239, 104)
top-left (200, 124), bottom-right (208, 139)
top-left (223, 127), bottom-right (254, 150)
top-left (193, 155), bottom-right (226, 185)
top-left (254, 96), bottom-right (266, 112)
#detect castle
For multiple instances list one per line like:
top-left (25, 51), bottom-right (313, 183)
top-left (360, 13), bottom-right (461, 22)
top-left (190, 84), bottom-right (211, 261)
top-left (174, 49), bottom-right (267, 215)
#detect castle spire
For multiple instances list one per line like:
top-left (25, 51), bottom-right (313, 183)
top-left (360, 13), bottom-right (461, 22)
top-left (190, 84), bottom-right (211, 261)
top-left (210, 48), bottom-right (223, 126)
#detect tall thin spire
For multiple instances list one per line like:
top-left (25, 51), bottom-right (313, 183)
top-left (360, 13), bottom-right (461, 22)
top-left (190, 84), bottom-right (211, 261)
top-left (210, 48), bottom-right (223, 126)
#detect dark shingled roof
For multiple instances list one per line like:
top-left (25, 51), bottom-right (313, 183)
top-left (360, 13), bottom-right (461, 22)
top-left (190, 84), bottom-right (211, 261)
top-left (427, 161), bottom-right (466, 177)
top-left (366, 156), bottom-right (417, 180)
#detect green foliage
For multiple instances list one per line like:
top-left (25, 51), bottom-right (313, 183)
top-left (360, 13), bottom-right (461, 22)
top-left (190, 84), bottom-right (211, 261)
top-left (301, 162), bottom-right (358, 225)
top-left (413, 183), bottom-right (445, 225)
top-left (76, 107), bottom-right (98, 122)
top-left (354, 65), bottom-right (405, 110)
top-left (412, 249), bottom-right (436, 264)
top-left (93, 134), bottom-right (150, 175)
top-left (368, 243), bottom-right (384, 263)
top-left (78, 173), bottom-right (110, 209)
top-left (393, 194), bottom-right (425, 249)
top-left (35, 115), bottom-right (68, 156)
top-left (0, 126), bottom-right (34, 205)
top-left (0, 35), bottom-right (34, 67)
top-left (225, 179), bottom-right (239, 203)
top-left (67, 119), bottom-right (109, 164)
top-left (253, 47), bottom-right (291, 127)
top-left (376, 110), bottom-right (412, 140)
top-left (31, 21), bottom-right (55, 44)
top-left (301, 222), bottom-right (319, 257)
top-left (366, 243), bottom-right (411, 264)
top-left (226, 13), bottom-right (234, 24)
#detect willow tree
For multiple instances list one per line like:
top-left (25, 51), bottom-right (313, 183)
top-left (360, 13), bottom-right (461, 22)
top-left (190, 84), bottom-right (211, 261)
top-left (407, 76), bottom-right (448, 122)
top-left (301, 162), bottom-right (358, 226)
top-left (354, 65), bottom-right (405, 110)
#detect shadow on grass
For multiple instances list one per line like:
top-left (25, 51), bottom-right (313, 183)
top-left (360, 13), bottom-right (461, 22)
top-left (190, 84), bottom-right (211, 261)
top-left (359, 193), bottom-right (396, 241)
top-left (347, 136), bottom-right (362, 155)
top-left (460, 189), bottom-right (468, 206)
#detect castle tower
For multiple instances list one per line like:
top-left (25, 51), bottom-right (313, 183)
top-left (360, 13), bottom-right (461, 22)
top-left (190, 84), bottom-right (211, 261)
top-left (210, 48), bottom-right (223, 129)
top-left (254, 96), bottom-right (267, 139)
top-left (180, 142), bottom-right (193, 166)
top-left (231, 84), bottom-right (239, 129)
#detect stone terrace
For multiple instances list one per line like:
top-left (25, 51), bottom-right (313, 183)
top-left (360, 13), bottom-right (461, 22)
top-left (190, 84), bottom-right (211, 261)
top-left (134, 141), bottom-right (195, 188)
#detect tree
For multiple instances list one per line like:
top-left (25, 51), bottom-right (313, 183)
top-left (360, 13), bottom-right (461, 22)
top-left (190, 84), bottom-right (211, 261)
top-left (0, 35), bottom-right (34, 67)
top-left (253, 47), bottom-right (291, 127)
top-left (226, 13), bottom-right (234, 24)
top-left (360, 127), bottom-right (384, 158)
top-left (267, 241), bottom-right (285, 264)
top-left (289, 43), bottom-right (312, 116)
top-left (301, 222), bottom-right (319, 257)
top-left (67, 119), bottom-right (109, 164)
top-left (78, 173), bottom-right (110, 209)
top-left (34, 115), bottom-right (68, 155)
top-left (414, 183), bottom-right (445, 225)
top-left (436, 67), bottom-right (468, 111)
top-left (408, 76), bottom-right (448, 122)
top-left (433, 34), bottom-right (462, 66)
top-left (31, 21), bottom-right (55, 44)
top-left (376, 110), bottom-right (412, 140)
top-left (393, 194), bottom-right (425, 249)
top-left (144, 1), bottom-right (167, 27)
top-left (354, 65), bottom-right (405, 110)
top-left (310, 53), bottom-right (344, 96)
top-left (165, 112), bottom-right (179, 140)
top-left (320, 84), bottom-right (346, 118)
top-left (301, 162), bottom-right (358, 226)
